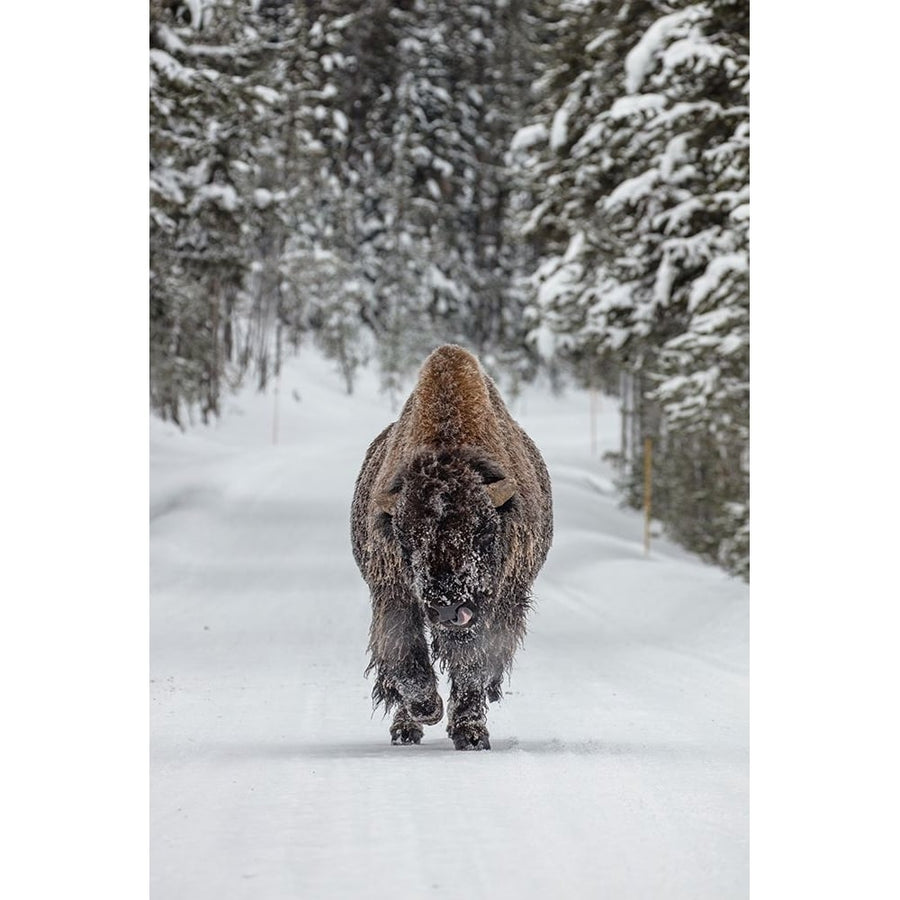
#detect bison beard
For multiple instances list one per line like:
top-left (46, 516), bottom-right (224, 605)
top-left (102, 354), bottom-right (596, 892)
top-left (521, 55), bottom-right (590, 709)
top-left (351, 345), bottom-right (553, 750)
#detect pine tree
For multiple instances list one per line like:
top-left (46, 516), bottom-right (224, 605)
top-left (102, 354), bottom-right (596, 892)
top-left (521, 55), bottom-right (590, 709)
top-left (150, 0), bottom-right (249, 423)
top-left (517, 0), bottom-right (749, 576)
top-left (304, 0), bottom-right (539, 385)
top-left (150, 1), bottom-right (330, 419)
top-left (151, 1), bottom-right (543, 413)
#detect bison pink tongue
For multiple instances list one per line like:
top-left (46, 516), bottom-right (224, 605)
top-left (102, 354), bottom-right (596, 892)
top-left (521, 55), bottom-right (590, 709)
top-left (454, 606), bottom-right (473, 626)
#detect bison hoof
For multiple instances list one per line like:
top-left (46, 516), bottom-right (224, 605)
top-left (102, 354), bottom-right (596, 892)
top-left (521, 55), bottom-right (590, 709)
top-left (450, 724), bottom-right (491, 751)
top-left (390, 721), bottom-right (424, 745)
top-left (409, 692), bottom-right (444, 725)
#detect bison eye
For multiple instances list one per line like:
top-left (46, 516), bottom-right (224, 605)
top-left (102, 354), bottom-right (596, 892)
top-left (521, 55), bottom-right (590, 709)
top-left (376, 511), bottom-right (394, 540)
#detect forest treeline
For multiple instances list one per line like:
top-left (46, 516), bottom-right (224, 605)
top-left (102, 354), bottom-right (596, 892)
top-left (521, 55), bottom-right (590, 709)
top-left (150, 0), bottom-right (748, 578)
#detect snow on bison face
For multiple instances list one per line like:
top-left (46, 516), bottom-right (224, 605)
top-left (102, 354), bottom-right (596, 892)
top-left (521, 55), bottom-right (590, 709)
top-left (375, 449), bottom-right (516, 630)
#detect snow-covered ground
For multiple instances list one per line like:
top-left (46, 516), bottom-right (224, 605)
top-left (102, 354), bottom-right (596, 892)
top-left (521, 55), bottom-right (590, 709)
top-left (150, 348), bottom-right (748, 899)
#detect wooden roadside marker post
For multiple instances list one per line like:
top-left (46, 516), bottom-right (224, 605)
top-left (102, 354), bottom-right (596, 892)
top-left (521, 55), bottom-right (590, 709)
top-left (643, 436), bottom-right (653, 556)
top-left (272, 374), bottom-right (280, 446)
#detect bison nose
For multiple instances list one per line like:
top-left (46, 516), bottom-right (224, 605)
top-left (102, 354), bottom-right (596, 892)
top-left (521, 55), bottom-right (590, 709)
top-left (426, 599), bottom-right (475, 627)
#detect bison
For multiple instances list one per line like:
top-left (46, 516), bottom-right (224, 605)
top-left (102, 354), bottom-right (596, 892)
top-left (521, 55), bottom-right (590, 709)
top-left (351, 344), bottom-right (553, 750)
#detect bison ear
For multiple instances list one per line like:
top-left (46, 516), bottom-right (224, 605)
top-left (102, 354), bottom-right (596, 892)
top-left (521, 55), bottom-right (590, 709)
top-left (375, 491), bottom-right (399, 515)
top-left (486, 478), bottom-right (516, 508)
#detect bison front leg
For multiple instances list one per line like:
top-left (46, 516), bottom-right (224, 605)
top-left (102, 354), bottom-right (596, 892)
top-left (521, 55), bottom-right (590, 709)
top-left (446, 665), bottom-right (490, 751)
top-left (444, 610), bottom-right (526, 749)
top-left (367, 584), bottom-right (443, 745)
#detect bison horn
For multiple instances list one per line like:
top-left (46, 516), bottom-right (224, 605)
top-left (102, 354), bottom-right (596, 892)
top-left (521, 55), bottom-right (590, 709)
top-left (375, 491), bottom-right (399, 515)
top-left (486, 478), bottom-right (516, 508)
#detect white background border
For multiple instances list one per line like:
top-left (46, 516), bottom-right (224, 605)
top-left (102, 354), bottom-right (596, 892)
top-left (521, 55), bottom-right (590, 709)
top-left (4, 2), bottom-right (899, 897)
top-left (3, 3), bottom-right (148, 896)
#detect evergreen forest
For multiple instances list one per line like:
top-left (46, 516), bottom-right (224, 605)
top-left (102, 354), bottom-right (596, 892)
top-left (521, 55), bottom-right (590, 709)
top-left (150, 0), bottom-right (749, 578)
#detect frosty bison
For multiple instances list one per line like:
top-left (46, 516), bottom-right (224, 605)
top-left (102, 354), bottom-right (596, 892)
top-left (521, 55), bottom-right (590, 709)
top-left (351, 345), bottom-right (553, 750)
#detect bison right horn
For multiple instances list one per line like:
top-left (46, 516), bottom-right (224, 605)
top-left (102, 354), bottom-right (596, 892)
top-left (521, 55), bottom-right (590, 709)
top-left (486, 478), bottom-right (516, 508)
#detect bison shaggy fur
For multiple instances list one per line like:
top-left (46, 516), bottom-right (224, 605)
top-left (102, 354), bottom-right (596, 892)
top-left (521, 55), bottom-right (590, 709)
top-left (351, 345), bottom-right (553, 750)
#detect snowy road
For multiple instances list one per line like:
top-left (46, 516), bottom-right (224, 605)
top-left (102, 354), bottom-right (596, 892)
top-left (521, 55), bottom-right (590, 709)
top-left (150, 352), bottom-right (748, 899)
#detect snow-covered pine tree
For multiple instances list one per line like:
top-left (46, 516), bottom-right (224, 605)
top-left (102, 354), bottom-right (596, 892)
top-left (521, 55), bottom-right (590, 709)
top-left (517, 0), bottom-right (749, 577)
top-left (302, 0), bottom-right (538, 389)
top-left (514, 1), bottom-right (658, 363)
top-left (150, 2), bottom-right (243, 423)
top-left (151, 1), bottom-right (274, 422)
top-left (151, 0), bottom-right (542, 412)
top-left (645, 0), bottom-right (749, 576)
top-left (150, 0), bottom-right (339, 418)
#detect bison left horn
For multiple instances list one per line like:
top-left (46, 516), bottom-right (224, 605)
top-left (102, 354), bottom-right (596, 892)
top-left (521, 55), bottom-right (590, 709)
top-left (486, 478), bottom-right (516, 507)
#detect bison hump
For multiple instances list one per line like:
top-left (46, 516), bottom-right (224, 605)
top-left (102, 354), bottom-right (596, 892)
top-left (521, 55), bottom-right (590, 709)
top-left (410, 345), bottom-right (498, 448)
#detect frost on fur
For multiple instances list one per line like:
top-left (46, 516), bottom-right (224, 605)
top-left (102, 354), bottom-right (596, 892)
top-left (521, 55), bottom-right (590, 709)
top-left (351, 345), bottom-right (553, 750)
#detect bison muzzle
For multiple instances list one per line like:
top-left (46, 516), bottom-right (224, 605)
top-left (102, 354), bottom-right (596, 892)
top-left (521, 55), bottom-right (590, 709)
top-left (351, 345), bottom-right (553, 750)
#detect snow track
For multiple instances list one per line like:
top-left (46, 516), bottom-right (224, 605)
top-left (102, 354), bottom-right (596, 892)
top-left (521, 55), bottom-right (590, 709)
top-left (151, 352), bottom-right (748, 899)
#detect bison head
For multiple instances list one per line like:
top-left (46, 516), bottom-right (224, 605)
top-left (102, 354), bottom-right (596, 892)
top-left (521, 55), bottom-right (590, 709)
top-left (375, 449), bottom-right (515, 630)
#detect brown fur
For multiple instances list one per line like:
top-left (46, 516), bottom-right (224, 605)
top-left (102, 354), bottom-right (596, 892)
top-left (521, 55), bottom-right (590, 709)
top-left (351, 345), bottom-right (553, 749)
